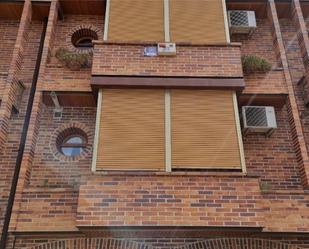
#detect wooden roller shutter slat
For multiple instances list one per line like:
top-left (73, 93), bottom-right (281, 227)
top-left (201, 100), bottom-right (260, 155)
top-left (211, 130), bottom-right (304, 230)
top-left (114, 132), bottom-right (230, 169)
top-left (169, 0), bottom-right (226, 43)
top-left (96, 89), bottom-right (165, 170)
top-left (171, 90), bottom-right (241, 169)
top-left (108, 0), bottom-right (164, 42)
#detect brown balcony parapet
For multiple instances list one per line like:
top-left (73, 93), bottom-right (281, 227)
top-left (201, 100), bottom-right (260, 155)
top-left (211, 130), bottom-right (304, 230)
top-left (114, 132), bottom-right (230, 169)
top-left (91, 42), bottom-right (244, 90)
top-left (91, 75), bottom-right (245, 91)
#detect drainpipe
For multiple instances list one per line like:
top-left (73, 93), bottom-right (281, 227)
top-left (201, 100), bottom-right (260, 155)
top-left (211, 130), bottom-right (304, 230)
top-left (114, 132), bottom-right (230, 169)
top-left (0, 17), bottom-right (48, 249)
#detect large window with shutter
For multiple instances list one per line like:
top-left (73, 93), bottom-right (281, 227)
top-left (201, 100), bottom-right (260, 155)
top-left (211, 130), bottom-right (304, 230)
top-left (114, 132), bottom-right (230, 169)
top-left (94, 89), bottom-right (165, 171)
top-left (169, 0), bottom-right (227, 43)
top-left (171, 90), bottom-right (242, 169)
top-left (92, 89), bottom-right (245, 171)
top-left (107, 0), bottom-right (165, 42)
top-left (105, 0), bottom-right (228, 43)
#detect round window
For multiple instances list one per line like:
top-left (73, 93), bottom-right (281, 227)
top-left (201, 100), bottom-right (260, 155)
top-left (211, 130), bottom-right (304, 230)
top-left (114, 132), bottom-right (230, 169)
top-left (56, 128), bottom-right (88, 157)
top-left (60, 135), bottom-right (87, 156)
top-left (75, 37), bottom-right (93, 49)
top-left (71, 28), bottom-right (98, 50)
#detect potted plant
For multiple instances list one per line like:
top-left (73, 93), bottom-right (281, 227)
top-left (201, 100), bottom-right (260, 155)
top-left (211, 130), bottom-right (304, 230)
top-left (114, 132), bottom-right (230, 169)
top-left (55, 47), bottom-right (92, 70)
top-left (242, 55), bottom-right (272, 74)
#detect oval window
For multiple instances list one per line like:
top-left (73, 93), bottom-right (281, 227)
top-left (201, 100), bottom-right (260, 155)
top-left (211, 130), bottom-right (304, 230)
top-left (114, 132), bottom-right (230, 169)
top-left (71, 28), bottom-right (98, 50)
top-left (60, 135), bottom-right (87, 156)
top-left (75, 37), bottom-right (93, 49)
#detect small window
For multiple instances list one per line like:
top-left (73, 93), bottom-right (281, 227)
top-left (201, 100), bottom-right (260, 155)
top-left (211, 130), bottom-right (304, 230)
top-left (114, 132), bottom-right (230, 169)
top-left (56, 127), bottom-right (88, 158)
top-left (60, 135), bottom-right (87, 156)
top-left (75, 37), bottom-right (93, 49)
top-left (71, 28), bottom-right (98, 50)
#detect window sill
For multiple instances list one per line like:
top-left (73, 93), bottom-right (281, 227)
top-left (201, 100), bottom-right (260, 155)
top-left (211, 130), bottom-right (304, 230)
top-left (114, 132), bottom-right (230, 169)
top-left (93, 170), bottom-right (258, 178)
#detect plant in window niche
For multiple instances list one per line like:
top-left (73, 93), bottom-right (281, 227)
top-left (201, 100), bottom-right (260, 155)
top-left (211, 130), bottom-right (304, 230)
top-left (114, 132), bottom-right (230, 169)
top-left (241, 55), bottom-right (272, 74)
top-left (55, 47), bottom-right (92, 70)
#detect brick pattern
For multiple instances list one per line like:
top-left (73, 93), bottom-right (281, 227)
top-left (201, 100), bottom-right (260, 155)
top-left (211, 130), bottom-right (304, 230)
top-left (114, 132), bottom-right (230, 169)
top-left (242, 69), bottom-right (287, 94)
top-left (1, 0), bottom-right (309, 247)
top-left (29, 106), bottom-right (95, 188)
top-left (9, 0), bottom-right (59, 231)
top-left (0, 0), bottom-right (31, 153)
top-left (291, 0), bottom-right (309, 79)
top-left (14, 237), bottom-right (304, 249)
top-left (263, 192), bottom-right (309, 232)
top-left (287, 0), bottom-right (309, 169)
top-left (76, 176), bottom-right (264, 227)
top-left (243, 106), bottom-right (302, 189)
top-left (229, 19), bottom-right (287, 94)
top-left (92, 43), bottom-right (243, 78)
top-left (267, 0), bottom-right (309, 188)
top-left (15, 188), bottom-right (78, 232)
top-left (0, 2), bottom-right (43, 235)
top-left (0, 19), bottom-right (19, 99)
top-left (43, 15), bottom-right (104, 92)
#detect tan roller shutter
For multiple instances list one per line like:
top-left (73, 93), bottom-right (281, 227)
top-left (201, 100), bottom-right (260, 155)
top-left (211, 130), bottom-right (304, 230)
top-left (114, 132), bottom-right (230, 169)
top-left (169, 0), bottom-right (227, 43)
top-left (96, 89), bottom-right (165, 170)
top-left (108, 0), bottom-right (164, 42)
top-left (171, 90), bottom-right (241, 169)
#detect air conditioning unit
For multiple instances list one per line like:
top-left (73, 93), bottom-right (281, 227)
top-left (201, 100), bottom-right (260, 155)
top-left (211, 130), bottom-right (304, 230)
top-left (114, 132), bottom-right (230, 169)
top-left (242, 106), bottom-right (277, 136)
top-left (228, 10), bottom-right (257, 34)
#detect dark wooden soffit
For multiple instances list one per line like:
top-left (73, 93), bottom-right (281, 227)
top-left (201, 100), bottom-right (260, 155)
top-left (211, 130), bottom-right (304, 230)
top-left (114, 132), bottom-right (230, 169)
top-left (0, 2), bottom-right (23, 19)
top-left (32, 2), bottom-right (50, 21)
top-left (238, 93), bottom-right (288, 108)
top-left (59, 0), bottom-right (105, 15)
top-left (91, 75), bottom-right (245, 91)
top-left (227, 1), bottom-right (292, 18)
top-left (43, 91), bottom-right (96, 107)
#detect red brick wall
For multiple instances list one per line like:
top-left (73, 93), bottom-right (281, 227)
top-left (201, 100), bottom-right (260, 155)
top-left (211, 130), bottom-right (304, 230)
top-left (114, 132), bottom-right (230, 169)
top-left (232, 19), bottom-right (287, 94)
top-left (11, 236), bottom-right (309, 249)
top-left (13, 18), bottom-right (308, 233)
top-left (15, 188), bottom-right (78, 231)
top-left (92, 43), bottom-right (243, 78)
top-left (43, 15), bottom-right (104, 92)
top-left (280, 18), bottom-right (309, 149)
top-left (0, 20), bottom-right (43, 234)
top-left (29, 106), bottom-right (95, 188)
top-left (0, 19), bottom-right (19, 72)
top-left (77, 175), bottom-right (264, 227)
top-left (2, 0), bottom-right (309, 246)
top-left (0, 19), bottom-right (19, 98)
top-left (243, 106), bottom-right (302, 189)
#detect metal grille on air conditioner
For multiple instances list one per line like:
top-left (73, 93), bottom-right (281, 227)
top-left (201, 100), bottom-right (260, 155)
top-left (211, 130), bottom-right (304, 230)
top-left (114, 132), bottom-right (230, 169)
top-left (244, 107), bottom-right (268, 127)
top-left (242, 106), bottom-right (277, 136)
top-left (228, 10), bottom-right (257, 34)
top-left (229, 11), bottom-right (249, 26)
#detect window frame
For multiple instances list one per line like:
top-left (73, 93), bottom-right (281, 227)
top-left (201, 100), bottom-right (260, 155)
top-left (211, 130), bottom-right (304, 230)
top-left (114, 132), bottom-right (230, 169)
top-left (60, 134), bottom-right (87, 156)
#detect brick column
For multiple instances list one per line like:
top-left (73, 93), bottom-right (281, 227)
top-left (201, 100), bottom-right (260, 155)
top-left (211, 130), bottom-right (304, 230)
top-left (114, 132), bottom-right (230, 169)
top-left (268, 0), bottom-right (309, 188)
top-left (9, 0), bottom-right (60, 231)
top-left (0, 0), bottom-right (32, 152)
top-left (291, 0), bottom-right (309, 78)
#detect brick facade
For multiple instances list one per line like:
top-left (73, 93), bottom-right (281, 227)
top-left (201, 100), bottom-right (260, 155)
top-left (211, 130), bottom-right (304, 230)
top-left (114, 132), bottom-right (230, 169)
top-left (1, 0), bottom-right (309, 248)
top-left (92, 43), bottom-right (243, 78)
top-left (11, 237), bottom-right (308, 249)
top-left (43, 15), bottom-right (103, 92)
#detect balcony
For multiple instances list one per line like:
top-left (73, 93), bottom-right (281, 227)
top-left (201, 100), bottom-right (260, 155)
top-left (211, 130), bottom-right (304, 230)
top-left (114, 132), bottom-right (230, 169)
top-left (76, 174), bottom-right (263, 227)
top-left (91, 41), bottom-right (245, 91)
